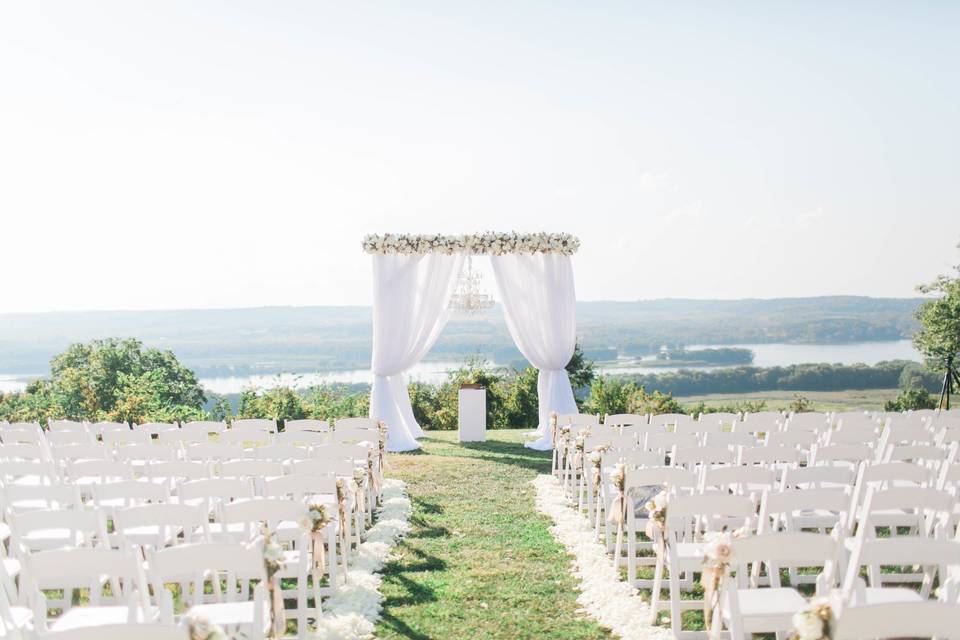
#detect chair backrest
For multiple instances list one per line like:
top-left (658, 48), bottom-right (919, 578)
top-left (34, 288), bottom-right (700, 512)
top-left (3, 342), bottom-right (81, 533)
top-left (671, 445), bottom-right (735, 468)
top-left (603, 413), bottom-right (647, 426)
top-left (46, 430), bottom-right (95, 446)
top-left (262, 474), bottom-right (337, 501)
top-left (218, 459), bottom-right (284, 480)
top-left (616, 450), bottom-right (666, 469)
top-left (158, 429), bottom-right (209, 445)
top-left (780, 465), bottom-right (856, 490)
top-left (3, 483), bottom-right (83, 512)
top-left (178, 478), bottom-right (254, 505)
top-left (698, 412), bottom-right (741, 428)
top-left (183, 443), bottom-right (244, 462)
top-left (700, 466), bottom-right (776, 495)
top-left (51, 443), bottom-right (111, 463)
top-left (833, 601), bottom-right (960, 639)
top-left (48, 419), bottom-right (87, 432)
top-left (313, 443), bottom-right (369, 463)
top-left (66, 459), bottom-right (134, 483)
top-left (703, 432), bottom-right (758, 449)
top-left (252, 444), bottom-right (311, 461)
top-left (758, 488), bottom-right (851, 534)
top-left (134, 422), bottom-right (179, 435)
top-left (147, 460), bottom-right (213, 484)
top-left (147, 541), bottom-right (266, 603)
top-left (220, 429), bottom-right (272, 446)
top-left (331, 427), bottom-right (377, 444)
top-left (645, 432), bottom-right (699, 453)
top-left (103, 428), bottom-right (152, 446)
top-left (666, 493), bottom-right (755, 538)
top-left (0, 428), bottom-right (44, 445)
top-left (737, 445), bottom-right (803, 466)
top-left (114, 503), bottom-right (208, 546)
top-left (230, 418), bottom-right (278, 433)
top-left (858, 485), bottom-right (954, 536)
top-left (274, 430), bottom-right (328, 446)
top-left (181, 420), bottom-right (227, 434)
top-left (0, 459), bottom-right (57, 484)
top-left (115, 444), bottom-right (177, 464)
top-left (0, 442), bottom-right (46, 461)
top-left (784, 412), bottom-right (829, 432)
top-left (334, 417), bottom-right (379, 430)
top-left (12, 508), bottom-right (108, 549)
top-left (727, 532), bottom-right (840, 584)
top-left (90, 480), bottom-right (170, 508)
top-left (842, 536), bottom-right (960, 598)
top-left (24, 546), bottom-right (149, 608)
top-left (90, 421), bottom-right (130, 436)
top-left (766, 429), bottom-right (818, 448)
top-left (290, 457), bottom-right (355, 477)
top-left (219, 498), bottom-right (308, 541)
top-left (649, 413), bottom-right (693, 428)
top-left (283, 419), bottom-right (330, 433)
top-left (810, 444), bottom-right (873, 468)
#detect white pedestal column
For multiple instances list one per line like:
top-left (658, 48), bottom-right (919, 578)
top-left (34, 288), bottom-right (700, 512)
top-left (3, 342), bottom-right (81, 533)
top-left (458, 384), bottom-right (487, 442)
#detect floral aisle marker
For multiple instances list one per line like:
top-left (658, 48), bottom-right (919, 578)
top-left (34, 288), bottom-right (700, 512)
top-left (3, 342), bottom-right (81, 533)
top-left (533, 474), bottom-right (672, 640)
top-left (310, 478), bottom-right (412, 640)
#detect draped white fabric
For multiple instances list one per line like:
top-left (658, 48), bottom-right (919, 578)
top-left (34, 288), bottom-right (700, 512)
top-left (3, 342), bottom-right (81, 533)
top-left (369, 253), bottom-right (464, 451)
top-left (491, 253), bottom-right (578, 450)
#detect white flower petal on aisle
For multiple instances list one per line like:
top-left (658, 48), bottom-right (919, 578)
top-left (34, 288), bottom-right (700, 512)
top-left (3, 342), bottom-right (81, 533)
top-left (310, 478), bottom-right (412, 640)
top-left (533, 475), bottom-right (672, 640)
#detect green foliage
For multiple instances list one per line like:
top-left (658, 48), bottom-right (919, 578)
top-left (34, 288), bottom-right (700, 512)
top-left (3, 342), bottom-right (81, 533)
top-left (566, 343), bottom-right (596, 390)
top-left (236, 386), bottom-right (307, 423)
top-left (884, 386), bottom-right (936, 412)
top-left (0, 338), bottom-right (206, 425)
top-left (628, 387), bottom-right (684, 416)
top-left (583, 377), bottom-right (636, 416)
top-left (303, 384), bottom-right (370, 422)
top-left (914, 246), bottom-right (960, 363)
top-left (625, 360), bottom-right (919, 396)
top-left (897, 362), bottom-right (943, 393)
top-left (789, 394), bottom-right (814, 413)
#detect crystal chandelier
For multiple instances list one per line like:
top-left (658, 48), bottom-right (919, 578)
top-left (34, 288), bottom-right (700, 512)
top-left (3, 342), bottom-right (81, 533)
top-left (449, 256), bottom-right (494, 314)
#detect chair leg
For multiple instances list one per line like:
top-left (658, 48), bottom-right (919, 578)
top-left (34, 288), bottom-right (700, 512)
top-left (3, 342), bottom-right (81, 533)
top-left (649, 550), bottom-right (664, 624)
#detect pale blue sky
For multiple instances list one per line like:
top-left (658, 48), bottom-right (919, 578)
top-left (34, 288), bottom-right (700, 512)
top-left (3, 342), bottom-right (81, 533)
top-left (1, 1), bottom-right (957, 312)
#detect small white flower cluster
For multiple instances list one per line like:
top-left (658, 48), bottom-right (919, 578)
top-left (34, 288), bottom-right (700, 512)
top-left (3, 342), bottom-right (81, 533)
top-left (791, 598), bottom-right (833, 640)
top-left (361, 232), bottom-right (581, 256)
top-left (184, 611), bottom-right (227, 640)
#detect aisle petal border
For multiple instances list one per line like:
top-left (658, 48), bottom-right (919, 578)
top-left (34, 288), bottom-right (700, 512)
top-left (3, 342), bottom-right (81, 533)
top-left (310, 478), bottom-right (412, 640)
top-left (533, 474), bottom-right (672, 640)
top-left (362, 232), bottom-right (580, 255)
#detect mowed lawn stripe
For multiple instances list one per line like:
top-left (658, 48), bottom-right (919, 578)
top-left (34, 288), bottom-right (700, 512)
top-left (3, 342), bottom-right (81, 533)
top-left (375, 430), bottom-right (611, 640)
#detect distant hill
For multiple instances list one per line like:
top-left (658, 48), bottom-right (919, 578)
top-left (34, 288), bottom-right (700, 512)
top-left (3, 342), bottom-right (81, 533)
top-left (0, 297), bottom-right (922, 377)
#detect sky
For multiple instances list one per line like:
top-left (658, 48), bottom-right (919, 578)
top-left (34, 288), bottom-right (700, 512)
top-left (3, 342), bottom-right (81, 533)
top-left (1, 1), bottom-right (958, 313)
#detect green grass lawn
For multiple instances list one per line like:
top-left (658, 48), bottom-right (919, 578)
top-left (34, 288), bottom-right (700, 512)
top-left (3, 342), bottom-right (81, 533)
top-left (677, 388), bottom-right (899, 412)
top-left (375, 429), bottom-right (612, 640)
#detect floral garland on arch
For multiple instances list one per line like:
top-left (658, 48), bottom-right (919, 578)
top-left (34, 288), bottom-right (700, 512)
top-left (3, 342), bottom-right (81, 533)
top-left (362, 232), bottom-right (580, 256)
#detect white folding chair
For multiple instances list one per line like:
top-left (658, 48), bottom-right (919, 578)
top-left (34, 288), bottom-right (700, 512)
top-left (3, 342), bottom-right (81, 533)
top-left (148, 542), bottom-right (270, 639)
top-left (718, 532), bottom-right (840, 639)
top-left (25, 546), bottom-right (156, 633)
top-left (842, 536), bottom-right (960, 605)
top-left (113, 503), bottom-right (209, 549)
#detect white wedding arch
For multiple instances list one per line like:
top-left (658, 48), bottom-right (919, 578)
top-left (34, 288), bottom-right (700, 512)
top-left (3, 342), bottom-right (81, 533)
top-left (364, 232), bottom-right (581, 452)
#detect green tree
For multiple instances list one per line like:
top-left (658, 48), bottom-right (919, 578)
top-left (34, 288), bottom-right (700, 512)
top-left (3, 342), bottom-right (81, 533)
top-left (884, 387), bottom-right (936, 412)
top-left (914, 245), bottom-right (960, 364)
top-left (566, 343), bottom-right (596, 390)
top-left (583, 377), bottom-right (636, 417)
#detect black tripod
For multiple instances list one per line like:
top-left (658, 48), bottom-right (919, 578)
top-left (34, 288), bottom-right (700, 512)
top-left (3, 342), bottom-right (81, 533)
top-left (937, 354), bottom-right (960, 412)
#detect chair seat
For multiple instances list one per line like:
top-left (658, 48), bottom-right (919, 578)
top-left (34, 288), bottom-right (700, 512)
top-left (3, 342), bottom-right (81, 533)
top-left (736, 587), bottom-right (808, 626)
top-left (861, 587), bottom-right (924, 605)
top-left (50, 605), bottom-right (159, 631)
top-left (186, 600), bottom-right (270, 631)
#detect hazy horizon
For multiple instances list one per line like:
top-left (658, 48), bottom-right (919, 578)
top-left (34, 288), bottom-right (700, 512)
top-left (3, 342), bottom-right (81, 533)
top-left (2, 2), bottom-right (958, 313)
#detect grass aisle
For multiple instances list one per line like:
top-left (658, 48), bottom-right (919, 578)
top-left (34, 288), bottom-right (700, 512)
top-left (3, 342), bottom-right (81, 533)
top-left (375, 429), bottom-right (612, 640)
